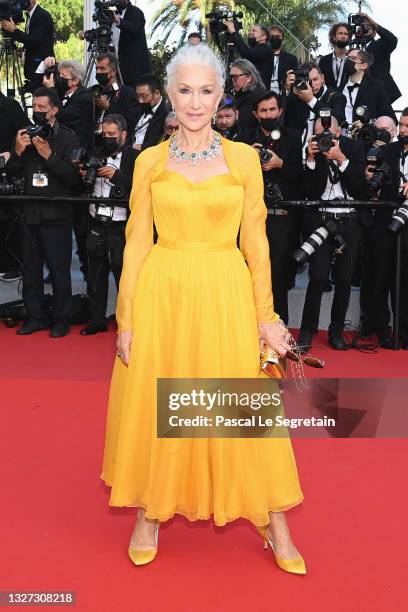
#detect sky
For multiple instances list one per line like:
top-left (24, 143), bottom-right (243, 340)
top-left (142, 0), bottom-right (407, 110)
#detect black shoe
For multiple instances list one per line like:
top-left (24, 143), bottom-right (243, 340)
top-left (80, 323), bottom-right (108, 335)
top-left (16, 319), bottom-right (48, 335)
top-left (50, 322), bottom-right (70, 338)
top-left (1, 270), bottom-right (22, 282)
top-left (401, 335), bottom-right (408, 350)
top-left (297, 329), bottom-right (314, 353)
top-left (328, 326), bottom-right (348, 350)
top-left (359, 321), bottom-right (374, 338)
top-left (323, 281), bottom-right (333, 293)
top-left (43, 272), bottom-right (52, 284)
top-left (377, 328), bottom-right (394, 349)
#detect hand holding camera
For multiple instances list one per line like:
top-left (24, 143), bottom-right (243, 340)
top-left (306, 137), bottom-right (320, 161)
top-left (97, 166), bottom-right (116, 180)
top-left (15, 129), bottom-right (32, 157)
top-left (322, 139), bottom-right (346, 163)
top-left (95, 94), bottom-right (110, 111)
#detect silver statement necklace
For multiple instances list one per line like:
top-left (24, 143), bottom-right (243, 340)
top-left (169, 131), bottom-right (222, 166)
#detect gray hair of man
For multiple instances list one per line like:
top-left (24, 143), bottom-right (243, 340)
top-left (375, 115), bottom-right (398, 139)
top-left (314, 116), bottom-right (340, 133)
top-left (166, 43), bottom-right (226, 91)
top-left (58, 60), bottom-right (85, 85)
top-left (230, 58), bottom-right (265, 91)
top-left (165, 110), bottom-right (178, 125)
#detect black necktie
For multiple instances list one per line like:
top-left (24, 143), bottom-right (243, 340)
top-left (347, 83), bottom-right (359, 106)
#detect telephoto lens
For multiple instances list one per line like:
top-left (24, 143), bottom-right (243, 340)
top-left (293, 220), bottom-right (343, 265)
top-left (388, 200), bottom-right (408, 234)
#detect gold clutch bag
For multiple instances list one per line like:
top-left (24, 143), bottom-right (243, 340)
top-left (260, 344), bottom-right (287, 379)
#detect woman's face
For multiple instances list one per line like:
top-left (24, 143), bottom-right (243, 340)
top-left (168, 65), bottom-right (223, 133)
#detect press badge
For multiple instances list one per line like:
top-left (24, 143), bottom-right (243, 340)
top-left (32, 172), bottom-right (48, 187)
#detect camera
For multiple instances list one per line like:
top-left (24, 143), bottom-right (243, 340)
top-left (259, 129), bottom-right (281, 164)
top-left (23, 124), bottom-right (54, 140)
top-left (44, 63), bottom-right (59, 80)
top-left (313, 108), bottom-right (335, 153)
top-left (89, 84), bottom-right (104, 99)
top-left (205, 10), bottom-right (243, 35)
top-left (0, 155), bottom-right (26, 194)
top-left (293, 220), bottom-right (346, 265)
top-left (348, 11), bottom-right (371, 47)
top-left (388, 196), bottom-right (408, 234)
top-left (365, 147), bottom-right (392, 196)
top-left (0, 0), bottom-right (28, 23)
top-left (264, 182), bottom-right (284, 207)
top-left (82, 0), bottom-right (126, 51)
top-left (293, 69), bottom-right (310, 91)
top-left (71, 148), bottom-right (105, 193)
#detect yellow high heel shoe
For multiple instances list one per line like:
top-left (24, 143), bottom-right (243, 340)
top-left (128, 521), bottom-right (160, 566)
top-left (257, 526), bottom-right (306, 575)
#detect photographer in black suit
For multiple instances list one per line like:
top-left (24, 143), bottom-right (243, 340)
top-left (7, 87), bottom-right (81, 338)
top-left (238, 91), bottom-right (303, 324)
top-left (111, 0), bottom-right (152, 88)
top-left (298, 116), bottom-right (366, 350)
top-left (283, 62), bottom-right (346, 160)
top-left (223, 21), bottom-right (274, 90)
top-left (341, 48), bottom-right (396, 129)
top-left (1, 0), bottom-right (54, 93)
top-left (132, 74), bottom-right (166, 151)
top-left (79, 114), bottom-right (138, 335)
top-left (318, 22), bottom-right (351, 91)
top-left (357, 13), bottom-right (401, 104)
top-left (268, 25), bottom-right (298, 94)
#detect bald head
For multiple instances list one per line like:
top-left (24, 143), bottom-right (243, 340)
top-left (375, 116), bottom-right (397, 139)
top-left (314, 116), bottom-right (339, 135)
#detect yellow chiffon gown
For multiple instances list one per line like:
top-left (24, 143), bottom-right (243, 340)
top-left (100, 136), bottom-right (304, 526)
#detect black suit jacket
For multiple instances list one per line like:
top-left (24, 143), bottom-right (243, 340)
top-left (96, 84), bottom-right (140, 136)
top-left (10, 5), bottom-right (54, 85)
top-left (303, 136), bottom-right (367, 200)
top-left (117, 5), bottom-right (152, 86)
top-left (366, 26), bottom-right (401, 104)
top-left (0, 93), bottom-right (30, 152)
top-left (56, 87), bottom-right (94, 150)
top-left (318, 52), bottom-right (348, 91)
top-left (283, 87), bottom-right (346, 133)
top-left (229, 33), bottom-right (274, 88)
top-left (235, 87), bottom-right (264, 131)
top-left (238, 126), bottom-right (304, 200)
top-left (132, 98), bottom-right (167, 150)
top-left (274, 50), bottom-right (298, 91)
top-left (349, 75), bottom-right (396, 123)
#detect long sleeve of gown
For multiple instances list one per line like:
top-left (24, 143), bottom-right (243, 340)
top-left (115, 151), bottom-right (154, 333)
top-left (238, 146), bottom-right (280, 324)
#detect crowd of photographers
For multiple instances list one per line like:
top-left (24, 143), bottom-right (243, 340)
top-left (0, 3), bottom-right (407, 351)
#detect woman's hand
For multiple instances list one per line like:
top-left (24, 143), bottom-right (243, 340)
top-left (116, 330), bottom-right (133, 365)
top-left (258, 320), bottom-right (291, 358)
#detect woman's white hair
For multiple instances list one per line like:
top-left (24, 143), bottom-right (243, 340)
top-left (166, 43), bottom-right (225, 90)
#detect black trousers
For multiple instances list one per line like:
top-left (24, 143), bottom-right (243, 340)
top-left (22, 223), bottom-right (73, 323)
top-left (72, 203), bottom-right (89, 278)
top-left (266, 209), bottom-right (301, 325)
top-left (86, 218), bottom-right (126, 325)
top-left (0, 208), bottom-right (21, 272)
top-left (301, 211), bottom-right (361, 333)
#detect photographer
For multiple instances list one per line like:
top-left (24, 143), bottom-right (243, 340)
top-left (111, 0), bottom-right (152, 88)
top-left (283, 62), bottom-right (346, 152)
top-left (360, 109), bottom-right (408, 349)
top-left (1, 0), bottom-right (54, 93)
top-left (213, 96), bottom-right (240, 140)
top-left (319, 23), bottom-right (350, 90)
top-left (239, 91), bottom-right (303, 324)
top-left (0, 92), bottom-right (30, 282)
top-left (223, 21), bottom-right (274, 91)
top-left (268, 25), bottom-right (298, 94)
top-left (7, 87), bottom-right (81, 338)
top-left (297, 115), bottom-right (366, 350)
top-left (229, 59), bottom-right (265, 131)
top-left (79, 114), bottom-right (137, 335)
top-left (341, 48), bottom-right (396, 129)
top-left (93, 53), bottom-right (139, 142)
top-left (133, 74), bottom-right (166, 151)
top-left (357, 13), bottom-right (401, 104)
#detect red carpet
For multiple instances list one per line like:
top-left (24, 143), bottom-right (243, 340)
top-left (0, 325), bottom-right (407, 611)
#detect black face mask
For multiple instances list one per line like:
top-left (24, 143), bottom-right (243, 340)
top-left (269, 36), bottom-right (282, 50)
top-left (33, 111), bottom-right (48, 126)
top-left (398, 135), bottom-right (408, 145)
top-left (103, 136), bottom-right (120, 155)
top-left (335, 40), bottom-right (349, 49)
top-left (344, 58), bottom-right (357, 76)
top-left (56, 76), bottom-right (70, 96)
top-left (96, 72), bottom-right (110, 86)
top-left (140, 102), bottom-right (153, 115)
top-left (247, 37), bottom-right (257, 48)
top-left (259, 118), bottom-right (280, 132)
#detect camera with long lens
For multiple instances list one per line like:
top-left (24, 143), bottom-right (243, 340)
top-left (365, 146), bottom-right (392, 197)
top-left (205, 9), bottom-right (243, 35)
top-left (0, 0), bottom-right (29, 23)
top-left (71, 148), bottom-right (105, 194)
top-left (353, 106), bottom-right (391, 146)
top-left (388, 193), bottom-right (408, 234)
top-left (348, 11), bottom-right (371, 47)
top-left (292, 69), bottom-right (310, 91)
top-left (0, 155), bottom-right (26, 195)
top-left (82, 0), bottom-right (127, 49)
top-left (43, 63), bottom-right (59, 80)
top-left (23, 124), bottom-right (54, 140)
top-left (293, 220), bottom-right (346, 265)
top-left (313, 108), bottom-right (335, 153)
top-left (260, 128), bottom-right (281, 164)
top-left (89, 84), bottom-right (104, 99)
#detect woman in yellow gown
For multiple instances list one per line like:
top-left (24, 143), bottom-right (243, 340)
top-left (101, 44), bottom-right (306, 574)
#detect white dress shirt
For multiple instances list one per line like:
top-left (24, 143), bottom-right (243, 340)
top-left (89, 152), bottom-right (127, 222)
top-left (133, 97), bottom-right (162, 146)
top-left (342, 77), bottom-right (363, 126)
top-left (306, 158), bottom-right (355, 213)
top-left (270, 53), bottom-right (281, 93)
top-left (332, 52), bottom-right (346, 88)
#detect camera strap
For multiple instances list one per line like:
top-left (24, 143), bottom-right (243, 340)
top-left (327, 160), bottom-right (341, 185)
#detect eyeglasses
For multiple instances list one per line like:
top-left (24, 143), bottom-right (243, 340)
top-left (230, 73), bottom-right (248, 80)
